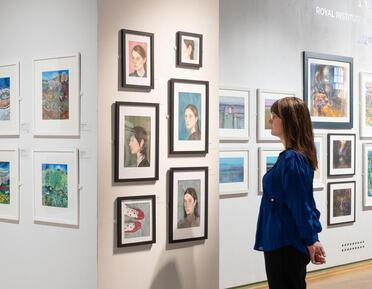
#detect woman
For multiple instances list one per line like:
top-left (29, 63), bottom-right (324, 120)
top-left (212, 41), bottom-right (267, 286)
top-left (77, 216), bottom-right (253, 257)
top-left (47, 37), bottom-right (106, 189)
top-left (184, 104), bottom-right (201, 140)
top-left (129, 45), bottom-right (147, 78)
top-left (128, 126), bottom-right (150, 167)
top-left (178, 187), bottom-right (200, 228)
top-left (254, 97), bottom-right (326, 289)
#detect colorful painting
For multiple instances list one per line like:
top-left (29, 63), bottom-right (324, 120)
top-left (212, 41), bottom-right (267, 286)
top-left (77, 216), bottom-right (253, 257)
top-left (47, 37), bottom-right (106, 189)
top-left (219, 157), bottom-right (244, 183)
top-left (264, 98), bottom-right (276, 129)
top-left (333, 188), bottom-right (352, 217)
top-left (368, 151), bottom-right (372, 197)
top-left (123, 202), bottom-right (151, 238)
top-left (0, 77), bottom-right (10, 121)
top-left (219, 96), bottom-right (245, 129)
top-left (363, 79), bottom-right (372, 127)
top-left (0, 162), bottom-right (10, 204)
top-left (124, 115), bottom-right (151, 167)
top-left (42, 70), bottom-right (69, 120)
top-left (178, 92), bottom-right (202, 141)
top-left (177, 179), bottom-right (201, 229)
top-left (266, 156), bottom-right (278, 171)
top-left (42, 163), bottom-right (68, 208)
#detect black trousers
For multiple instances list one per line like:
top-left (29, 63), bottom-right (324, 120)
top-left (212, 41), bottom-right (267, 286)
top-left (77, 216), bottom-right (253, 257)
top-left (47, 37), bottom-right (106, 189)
top-left (264, 246), bottom-right (310, 289)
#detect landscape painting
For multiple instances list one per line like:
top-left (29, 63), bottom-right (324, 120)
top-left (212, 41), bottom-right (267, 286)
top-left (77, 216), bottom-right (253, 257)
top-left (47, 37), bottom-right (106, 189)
top-left (42, 70), bottom-right (69, 120)
top-left (0, 77), bottom-right (10, 121)
top-left (219, 157), bottom-right (244, 184)
top-left (0, 161), bottom-right (10, 204)
top-left (219, 96), bottom-right (245, 130)
top-left (42, 163), bottom-right (68, 208)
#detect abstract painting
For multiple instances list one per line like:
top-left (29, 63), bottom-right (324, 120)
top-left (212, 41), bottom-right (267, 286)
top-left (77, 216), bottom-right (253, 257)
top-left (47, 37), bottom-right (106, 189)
top-left (363, 144), bottom-right (372, 206)
top-left (42, 163), bottom-right (68, 208)
top-left (360, 72), bottom-right (372, 137)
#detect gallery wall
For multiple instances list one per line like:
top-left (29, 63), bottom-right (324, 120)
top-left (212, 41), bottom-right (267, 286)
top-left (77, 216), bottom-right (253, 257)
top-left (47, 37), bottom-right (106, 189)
top-left (97, 0), bottom-right (219, 288)
top-left (220, 0), bottom-right (372, 288)
top-left (0, 1), bottom-right (98, 289)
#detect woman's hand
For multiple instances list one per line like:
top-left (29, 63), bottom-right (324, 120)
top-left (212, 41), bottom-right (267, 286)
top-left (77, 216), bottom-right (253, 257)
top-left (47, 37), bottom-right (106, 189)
top-left (307, 241), bottom-right (326, 265)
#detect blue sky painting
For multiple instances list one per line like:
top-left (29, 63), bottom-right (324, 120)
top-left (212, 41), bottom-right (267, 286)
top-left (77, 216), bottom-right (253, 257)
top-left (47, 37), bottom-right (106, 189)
top-left (219, 157), bottom-right (244, 183)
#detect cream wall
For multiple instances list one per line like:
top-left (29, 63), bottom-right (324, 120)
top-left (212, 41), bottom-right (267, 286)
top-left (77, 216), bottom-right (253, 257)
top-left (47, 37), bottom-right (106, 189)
top-left (98, 0), bottom-right (219, 289)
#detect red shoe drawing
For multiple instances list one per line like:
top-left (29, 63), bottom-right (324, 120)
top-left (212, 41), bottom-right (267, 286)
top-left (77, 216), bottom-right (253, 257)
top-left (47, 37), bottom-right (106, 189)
top-left (124, 205), bottom-right (144, 220)
top-left (124, 221), bottom-right (142, 233)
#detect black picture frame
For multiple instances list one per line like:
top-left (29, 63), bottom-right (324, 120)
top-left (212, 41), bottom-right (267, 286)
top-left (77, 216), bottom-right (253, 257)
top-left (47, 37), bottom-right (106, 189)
top-left (169, 78), bottom-right (209, 155)
top-left (303, 51), bottom-right (353, 129)
top-left (169, 167), bottom-right (208, 243)
top-left (117, 195), bottom-right (156, 247)
top-left (121, 29), bottom-right (154, 90)
top-left (327, 134), bottom-right (356, 177)
top-left (176, 31), bottom-right (203, 69)
top-left (114, 101), bottom-right (159, 182)
top-left (327, 181), bottom-right (356, 226)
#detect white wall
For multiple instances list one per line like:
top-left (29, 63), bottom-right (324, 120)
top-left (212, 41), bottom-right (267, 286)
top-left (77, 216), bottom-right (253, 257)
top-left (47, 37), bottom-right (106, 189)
top-left (0, 1), bottom-right (98, 289)
top-left (97, 0), bottom-right (219, 289)
top-left (220, 0), bottom-right (372, 288)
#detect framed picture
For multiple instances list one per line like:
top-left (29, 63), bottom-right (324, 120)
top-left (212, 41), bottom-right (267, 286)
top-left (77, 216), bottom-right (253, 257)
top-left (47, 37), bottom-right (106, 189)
top-left (115, 102), bottom-right (159, 182)
top-left (169, 167), bottom-right (208, 243)
top-left (363, 144), bottom-right (372, 207)
top-left (303, 51), bottom-right (353, 129)
top-left (33, 148), bottom-right (79, 226)
top-left (328, 181), bottom-right (355, 225)
top-left (258, 148), bottom-right (282, 193)
top-left (33, 54), bottom-right (80, 136)
top-left (219, 150), bottom-right (249, 195)
top-left (117, 195), bottom-right (156, 247)
top-left (0, 149), bottom-right (19, 221)
top-left (219, 88), bottom-right (249, 141)
top-left (314, 135), bottom-right (325, 189)
top-left (360, 72), bottom-right (372, 137)
top-left (327, 134), bottom-right (355, 177)
top-left (0, 62), bottom-right (19, 136)
top-left (176, 31), bottom-right (203, 68)
top-left (121, 29), bottom-right (154, 90)
top-left (257, 89), bottom-right (295, 141)
top-left (169, 79), bottom-right (209, 154)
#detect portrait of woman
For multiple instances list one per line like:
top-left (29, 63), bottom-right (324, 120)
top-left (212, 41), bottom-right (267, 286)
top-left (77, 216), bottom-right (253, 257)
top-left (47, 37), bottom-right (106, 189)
top-left (182, 39), bottom-right (194, 61)
top-left (177, 187), bottom-right (200, 228)
top-left (129, 44), bottom-right (147, 78)
top-left (128, 126), bottom-right (150, 167)
top-left (184, 104), bottom-right (201, 140)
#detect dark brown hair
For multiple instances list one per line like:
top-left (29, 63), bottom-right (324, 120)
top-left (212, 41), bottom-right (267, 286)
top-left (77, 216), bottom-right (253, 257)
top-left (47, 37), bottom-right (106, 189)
top-left (271, 97), bottom-right (318, 170)
top-left (183, 187), bottom-right (199, 218)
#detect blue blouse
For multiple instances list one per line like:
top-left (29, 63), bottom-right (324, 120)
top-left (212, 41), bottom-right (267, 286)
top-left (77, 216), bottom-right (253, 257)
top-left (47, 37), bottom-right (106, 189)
top-left (254, 149), bottom-right (322, 256)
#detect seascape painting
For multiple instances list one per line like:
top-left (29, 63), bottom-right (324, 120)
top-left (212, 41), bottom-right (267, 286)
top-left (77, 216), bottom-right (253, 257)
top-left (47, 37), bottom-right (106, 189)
top-left (219, 96), bottom-right (245, 129)
top-left (0, 162), bottom-right (10, 204)
top-left (266, 156), bottom-right (278, 171)
top-left (219, 157), bottom-right (244, 183)
top-left (42, 70), bottom-right (69, 120)
top-left (0, 77), bottom-right (10, 121)
top-left (42, 163), bottom-right (68, 208)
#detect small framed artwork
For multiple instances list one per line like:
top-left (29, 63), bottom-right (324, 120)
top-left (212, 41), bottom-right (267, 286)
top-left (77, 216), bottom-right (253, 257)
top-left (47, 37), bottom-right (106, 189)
top-left (314, 135), bottom-right (325, 189)
top-left (258, 148), bottom-right (282, 193)
top-left (219, 88), bottom-right (249, 141)
top-left (169, 167), bottom-right (208, 243)
top-left (33, 148), bottom-right (79, 226)
top-left (328, 181), bottom-right (355, 225)
top-left (117, 195), bottom-right (156, 247)
top-left (0, 62), bottom-right (19, 136)
top-left (0, 149), bottom-right (19, 221)
top-left (115, 102), bottom-right (159, 182)
top-left (169, 79), bottom-right (209, 154)
top-left (33, 54), bottom-right (80, 136)
top-left (360, 72), bottom-right (372, 137)
top-left (257, 89), bottom-right (295, 141)
top-left (327, 134), bottom-right (355, 177)
top-left (303, 51), bottom-right (353, 129)
top-left (219, 150), bottom-right (249, 195)
top-left (121, 29), bottom-right (154, 90)
top-left (363, 144), bottom-right (372, 207)
top-left (176, 31), bottom-right (203, 68)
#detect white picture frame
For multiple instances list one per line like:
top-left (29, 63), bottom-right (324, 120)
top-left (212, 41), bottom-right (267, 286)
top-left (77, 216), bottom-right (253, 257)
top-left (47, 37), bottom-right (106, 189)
top-left (33, 53), bottom-right (80, 136)
top-left (258, 147), bottom-right (282, 193)
top-left (219, 88), bottom-right (249, 141)
top-left (33, 148), bottom-right (79, 226)
top-left (360, 72), bottom-right (372, 138)
top-left (257, 89), bottom-right (295, 142)
top-left (314, 135), bottom-right (325, 189)
top-left (219, 150), bottom-right (249, 195)
top-left (363, 144), bottom-right (372, 207)
top-left (0, 148), bottom-right (19, 221)
top-left (0, 62), bottom-right (19, 136)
